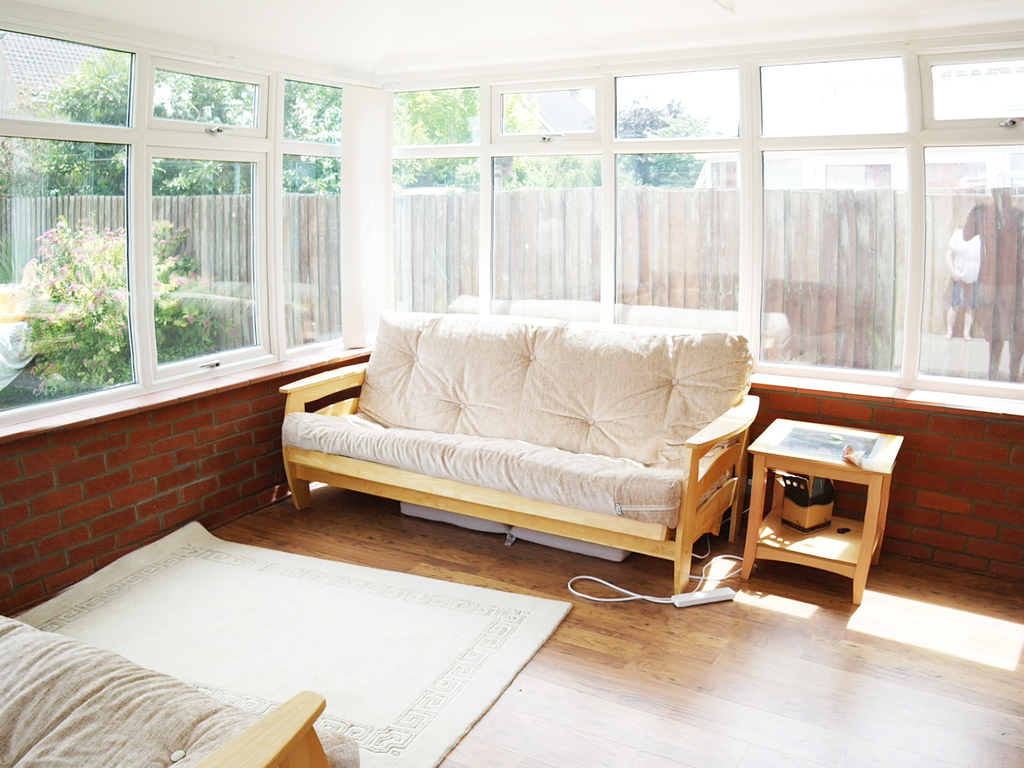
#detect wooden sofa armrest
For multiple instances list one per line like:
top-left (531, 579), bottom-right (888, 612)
top-left (195, 691), bottom-right (331, 768)
top-left (685, 395), bottom-right (760, 457)
top-left (281, 362), bottom-right (368, 415)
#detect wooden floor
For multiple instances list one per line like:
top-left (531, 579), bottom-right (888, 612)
top-left (217, 486), bottom-right (1024, 768)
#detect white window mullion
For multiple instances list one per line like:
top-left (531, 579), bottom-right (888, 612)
top-left (600, 73), bottom-right (615, 325)
top-left (479, 83), bottom-right (493, 316)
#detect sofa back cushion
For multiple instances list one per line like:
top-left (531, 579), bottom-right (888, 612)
top-left (358, 312), bottom-right (751, 469)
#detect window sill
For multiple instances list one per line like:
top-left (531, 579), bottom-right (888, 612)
top-left (0, 347), bottom-right (371, 446)
top-left (751, 373), bottom-right (1024, 419)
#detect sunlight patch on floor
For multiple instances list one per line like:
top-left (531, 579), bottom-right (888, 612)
top-left (848, 591), bottom-right (1024, 670)
top-left (734, 590), bottom-right (820, 618)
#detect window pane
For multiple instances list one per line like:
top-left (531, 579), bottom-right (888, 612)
top-left (393, 158), bottom-right (479, 313)
top-left (616, 153), bottom-right (742, 335)
top-left (0, 30), bottom-right (131, 126)
top-left (492, 155), bottom-right (600, 319)
top-left (284, 80), bottom-right (343, 143)
top-left (762, 149), bottom-right (908, 371)
top-left (501, 89), bottom-right (595, 135)
top-left (922, 146), bottom-right (1024, 383)
top-left (761, 58), bottom-right (907, 137)
top-left (1, 136), bottom-right (130, 412)
top-left (932, 60), bottom-right (1024, 121)
top-left (152, 158), bottom-right (256, 364)
top-left (153, 70), bottom-right (257, 128)
top-left (616, 70), bottom-right (739, 139)
top-left (393, 88), bottom-right (479, 146)
top-left (283, 156), bottom-right (342, 346)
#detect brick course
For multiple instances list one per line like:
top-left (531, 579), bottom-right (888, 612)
top-left (1, 352), bottom-right (369, 615)
top-left (2, 358), bottom-right (1020, 615)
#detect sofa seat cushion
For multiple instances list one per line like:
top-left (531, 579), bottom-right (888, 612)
top-left (358, 312), bottom-right (751, 472)
top-left (0, 616), bottom-right (359, 768)
top-left (284, 412), bottom-right (688, 526)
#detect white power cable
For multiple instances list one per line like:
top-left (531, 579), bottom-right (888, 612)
top-left (567, 552), bottom-right (744, 604)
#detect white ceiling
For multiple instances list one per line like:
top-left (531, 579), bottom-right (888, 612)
top-left (8, 0), bottom-right (1024, 79)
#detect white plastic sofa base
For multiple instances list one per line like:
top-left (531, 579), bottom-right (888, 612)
top-left (400, 502), bottom-right (630, 562)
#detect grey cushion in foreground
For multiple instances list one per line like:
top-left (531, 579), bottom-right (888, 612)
top-left (0, 615), bottom-right (359, 768)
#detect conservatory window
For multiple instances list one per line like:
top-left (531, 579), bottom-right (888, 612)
top-left (491, 155), bottom-right (601, 319)
top-left (393, 158), bottom-right (479, 314)
top-left (151, 156), bottom-right (257, 366)
top-left (761, 58), bottom-right (907, 137)
top-left (281, 80), bottom-right (344, 348)
top-left (761, 149), bottom-right (908, 372)
top-left (0, 30), bottom-right (131, 126)
top-left (615, 69), bottom-right (740, 139)
top-left (921, 146), bottom-right (1024, 384)
top-left (0, 136), bottom-right (130, 412)
top-left (615, 152), bottom-right (741, 334)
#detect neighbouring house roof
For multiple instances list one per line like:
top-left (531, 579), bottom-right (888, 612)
top-left (0, 30), bottom-right (102, 117)
top-left (536, 90), bottom-right (594, 133)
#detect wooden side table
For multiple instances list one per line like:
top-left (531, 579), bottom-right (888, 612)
top-left (741, 419), bottom-right (903, 604)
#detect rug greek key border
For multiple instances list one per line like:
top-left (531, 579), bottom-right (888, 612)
top-left (37, 544), bottom-right (532, 756)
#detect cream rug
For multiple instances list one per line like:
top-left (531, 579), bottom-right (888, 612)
top-left (18, 522), bottom-right (570, 768)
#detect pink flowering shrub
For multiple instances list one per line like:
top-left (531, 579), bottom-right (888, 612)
top-left (22, 218), bottom-right (220, 395)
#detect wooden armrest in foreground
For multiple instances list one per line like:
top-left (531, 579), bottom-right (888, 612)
top-left (195, 691), bottom-right (331, 768)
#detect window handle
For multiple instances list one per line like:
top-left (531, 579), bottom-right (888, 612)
top-left (199, 360), bottom-right (221, 369)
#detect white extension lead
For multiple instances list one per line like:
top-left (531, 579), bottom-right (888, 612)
top-left (566, 543), bottom-right (744, 607)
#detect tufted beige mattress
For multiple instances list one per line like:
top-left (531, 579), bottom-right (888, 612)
top-left (283, 312), bottom-right (751, 528)
top-left (0, 615), bottom-right (360, 768)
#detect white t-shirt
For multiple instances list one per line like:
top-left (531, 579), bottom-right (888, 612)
top-left (948, 229), bottom-right (981, 284)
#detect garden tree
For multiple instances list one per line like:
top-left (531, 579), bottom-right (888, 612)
top-left (393, 88), bottom-right (480, 191)
top-left (282, 81), bottom-right (345, 194)
top-left (284, 80), bottom-right (344, 144)
top-left (28, 50), bottom-right (130, 196)
top-left (615, 100), bottom-right (713, 187)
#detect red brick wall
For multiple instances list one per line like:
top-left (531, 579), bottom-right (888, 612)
top-left (751, 383), bottom-right (1024, 582)
top-left (1, 354), bottom-right (368, 616)
top-left (2, 368), bottom-right (1020, 616)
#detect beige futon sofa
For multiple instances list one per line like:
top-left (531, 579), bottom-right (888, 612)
top-left (281, 311), bottom-right (758, 593)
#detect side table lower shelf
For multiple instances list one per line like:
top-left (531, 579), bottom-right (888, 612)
top-left (753, 510), bottom-right (881, 581)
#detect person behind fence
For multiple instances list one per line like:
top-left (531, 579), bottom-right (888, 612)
top-left (944, 227), bottom-right (981, 340)
top-left (963, 189), bottom-right (1024, 382)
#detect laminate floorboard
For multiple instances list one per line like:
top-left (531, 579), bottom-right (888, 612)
top-left (216, 486), bottom-right (1024, 768)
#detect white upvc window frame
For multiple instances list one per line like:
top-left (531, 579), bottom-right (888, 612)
top-left (391, 85), bottom-right (482, 150)
top-left (275, 74), bottom-right (345, 353)
top-left (612, 66), bottom-right (742, 142)
top-left (139, 144), bottom-right (271, 388)
top-left (920, 48), bottom-right (1024, 133)
top-left (491, 78), bottom-right (602, 144)
top-left (147, 57), bottom-right (269, 139)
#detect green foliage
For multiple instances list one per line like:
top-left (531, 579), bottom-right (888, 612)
top-left (21, 219), bottom-right (224, 397)
top-left (500, 92), bottom-right (545, 134)
top-left (153, 70), bottom-right (255, 126)
top-left (45, 50), bottom-right (131, 127)
top-left (151, 221), bottom-right (219, 365)
top-left (284, 80), bottom-right (343, 143)
top-left (615, 101), bottom-right (712, 188)
top-left (394, 88), bottom-right (480, 146)
top-left (495, 155), bottom-right (601, 191)
top-left (152, 158), bottom-right (252, 197)
top-left (283, 155), bottom-right (341, 195)
top-left (22, 221), bottom-right (132, 395)
top-left (393, 158), bottom-right (478, 193)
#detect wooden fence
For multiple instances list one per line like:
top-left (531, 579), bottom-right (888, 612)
top-left (763, 188), bottom-right (908, 371)
top-left (4, 190), bottom-right (1013, 367)
top-left (0, 194), bottom-right (343, 347)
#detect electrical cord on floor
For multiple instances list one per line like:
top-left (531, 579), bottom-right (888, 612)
top-left (567, 545), bottom-right (744, 604)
